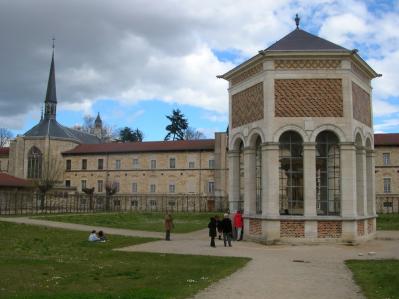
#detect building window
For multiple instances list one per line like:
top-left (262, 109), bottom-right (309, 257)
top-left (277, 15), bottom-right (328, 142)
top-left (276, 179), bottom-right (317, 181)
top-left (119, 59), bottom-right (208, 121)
top-left (65, 180), bottom-right (71, 188)
top-left (208, 181), bottom-right (215, 194)
top-left (169, 184), bottom-right (175, 193)
top-left (81, 180), bottom-right (87, 190)
top-left (131, 200), bottom-right (138, 207)
top-left (132, 182), bottom-right (138, 193)
top-left (279, 131), bottom-right (304, 215)
top-left (27, 147), bottom-right (42, 179)
top-left (82, 159), bottom-right (87, 170)
top-left (150, 184), bottom-right (156, 193)
top-left (209, 159), bottom-right (215, 169)
top-left (133, 158), bottom-right (139, 168)
top-left (169, 158), bottom-right (176, 169)
top-left (316, 131), bottom-right (341, 216)
top-left (98, 159), bottom-right (103, 170)
top-left (150, 199), bottom-right (157, 207)
top-left (384, 178), bottom-right (391, 193)
top-left (66, 160), bottom-right (71, 171)
top-left (383, 153), bottom-right (390, 165)
top-left (115, 160), bottom-right (121, 170)
top-left (255, 136), bottom-right (262, 214)
top-left (150, 159), bottom-right (156, 169)
top-left (188, 161), bottom-right (195, 169)
top-left (97, 180), bottom-right (103, 193)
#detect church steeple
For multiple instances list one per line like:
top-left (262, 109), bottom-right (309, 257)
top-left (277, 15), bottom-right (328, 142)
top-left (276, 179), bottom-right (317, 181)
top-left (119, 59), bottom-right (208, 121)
top-left (44, 38), bottom-right (57, 120)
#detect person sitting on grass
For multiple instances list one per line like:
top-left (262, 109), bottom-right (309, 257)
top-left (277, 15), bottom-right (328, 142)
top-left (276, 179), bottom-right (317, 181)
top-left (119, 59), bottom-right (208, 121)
top-left (97, 230), bottom-right (107, 242)
top-left (88, 230), bottom-right (100, 242)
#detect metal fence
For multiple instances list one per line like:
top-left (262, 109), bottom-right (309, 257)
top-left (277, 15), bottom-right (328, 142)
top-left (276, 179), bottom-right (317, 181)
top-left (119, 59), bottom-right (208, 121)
top-left (0, 191), bottom-right (229, 215)
top-left (377, 194), bottom-right (399, 214)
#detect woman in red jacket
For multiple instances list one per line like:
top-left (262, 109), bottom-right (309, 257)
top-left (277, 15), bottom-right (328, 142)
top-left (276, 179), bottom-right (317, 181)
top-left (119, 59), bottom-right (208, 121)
top-left (233, 210), bottom-right (243, 241)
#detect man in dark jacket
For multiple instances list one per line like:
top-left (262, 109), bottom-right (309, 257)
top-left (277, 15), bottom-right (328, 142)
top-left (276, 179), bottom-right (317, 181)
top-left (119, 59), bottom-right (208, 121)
top-left (208, 217), bottom-right (217, 247)
top-left (221, 213), bottom-right (233, 247)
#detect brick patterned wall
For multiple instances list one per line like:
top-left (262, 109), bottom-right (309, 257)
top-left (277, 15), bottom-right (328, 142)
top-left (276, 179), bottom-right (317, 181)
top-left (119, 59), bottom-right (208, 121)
top-left (357, 220), bottom-right (365, 236)
top-left (280, 220), bottom-right (305, 238)
top-left (232, 82), bottom-right (264, 128)
top-left (231, 64), bottom-right (263, 86)
top-left (249, 219), bottom-right (262, 235)
top-left (275, 60), bottom-right (341, 70)
top-left (351, 63), bottom-right (370, 83)
top-left (368, 219), bottom-right (374, 234)
top-left (352, 82), bottom-right (371, 127)
top-left (275, 79), bottom-right (343, 117)
top-left (317, 221), bottom-right (342, 238)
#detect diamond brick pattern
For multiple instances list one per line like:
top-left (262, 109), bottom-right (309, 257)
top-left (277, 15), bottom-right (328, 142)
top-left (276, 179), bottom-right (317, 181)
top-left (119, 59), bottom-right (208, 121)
top-left (357, 220), bottom-right (365, 236)
top-left (275, 79), bottom-right (343, 117)
top-left (280, 220), bottom-right (305, 238)
top-left (352, 82), bottom-right (371, 127)
top-left (317, 221), bottom-right (342, 238)
top-left (232, 83), bottom-right (264, 128)
top-left (274, 59), bottom-right (341, 70)
top-left (249, 219), bottom-right (262, 235)
top-left (368, 219), bottom-right (374, 234)
top-left (231, 64), bottom-right (263, 86)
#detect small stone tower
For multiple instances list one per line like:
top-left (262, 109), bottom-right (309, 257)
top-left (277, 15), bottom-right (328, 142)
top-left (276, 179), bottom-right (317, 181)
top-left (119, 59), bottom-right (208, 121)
top-left (94, 112), bottom-right (103, 139)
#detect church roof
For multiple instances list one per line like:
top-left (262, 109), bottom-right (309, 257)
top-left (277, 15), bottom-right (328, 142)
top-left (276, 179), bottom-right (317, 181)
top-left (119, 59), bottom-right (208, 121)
top-left (63, 139), bottom-right (215, 155)
top-left (264, 28), bottom-right (349, 52)
top-left (374, 133), bottom-right (399, 146)
top-left (24, 118), bottom-right (101, 144)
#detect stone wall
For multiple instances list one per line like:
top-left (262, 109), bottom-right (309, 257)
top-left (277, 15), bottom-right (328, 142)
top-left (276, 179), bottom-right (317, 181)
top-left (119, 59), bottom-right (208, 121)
top-left (274, 59), bottom-right (341, 70)
top-left (275, 79), bottom-right (343, 117)
top-left (231, 64), bottom-right (263, 86)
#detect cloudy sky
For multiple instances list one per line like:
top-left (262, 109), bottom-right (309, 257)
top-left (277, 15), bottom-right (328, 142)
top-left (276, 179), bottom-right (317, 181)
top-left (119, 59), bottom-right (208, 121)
top-left (0, 0), bottom-right (398, 140)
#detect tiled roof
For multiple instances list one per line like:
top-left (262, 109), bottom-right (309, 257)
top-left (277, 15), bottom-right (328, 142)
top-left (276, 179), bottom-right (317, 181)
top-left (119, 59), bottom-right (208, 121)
top-left (374, 133), bottom-right (399, 146)
top-left (0, 147), bottom-right (9, 155)
top-left (63, 139), bottom-right (215, 155)
top-left (0, 173), bottom-right (32, 188)
top-left (265, 29), bottom-right (348, 52)
top-left (24, 119), bottom-right (101, 144)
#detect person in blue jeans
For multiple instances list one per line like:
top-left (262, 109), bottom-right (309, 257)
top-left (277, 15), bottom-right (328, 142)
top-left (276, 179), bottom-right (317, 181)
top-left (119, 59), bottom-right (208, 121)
top-left (221, 213), bottom-right (233, 247)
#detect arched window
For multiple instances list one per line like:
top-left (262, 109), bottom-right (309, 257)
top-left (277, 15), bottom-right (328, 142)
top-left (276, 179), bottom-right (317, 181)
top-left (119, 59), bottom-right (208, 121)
top-left (255, 137), bottom-right (262, 214)
top-left (316, 131), bottom-right (340, 215)
top-left (27, 147), bottom-right (42, 179)
top-left (279, 131), bottom-right (303, 215)
top-left (239, 141), bottom-right (244, 211)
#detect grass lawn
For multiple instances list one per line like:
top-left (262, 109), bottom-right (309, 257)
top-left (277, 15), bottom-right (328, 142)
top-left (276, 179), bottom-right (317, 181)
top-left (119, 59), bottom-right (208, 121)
top-left (377, 214), bottom-right (399, 230)
top-left (0, 221), bottom-right (249, 299)
top-left (346, 259), bottom-right (399, 299)
top-left (34, 212), bottom-right (222, 233)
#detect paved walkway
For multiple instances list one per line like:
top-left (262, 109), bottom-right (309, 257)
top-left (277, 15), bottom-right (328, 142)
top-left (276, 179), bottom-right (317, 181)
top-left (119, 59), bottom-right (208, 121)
top-left (2, 216), bottom-right (399, 299)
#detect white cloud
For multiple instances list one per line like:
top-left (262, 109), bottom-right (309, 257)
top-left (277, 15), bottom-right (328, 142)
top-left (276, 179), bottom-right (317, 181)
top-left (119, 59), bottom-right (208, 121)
top-left (373, 99), bottom-right (399, 117)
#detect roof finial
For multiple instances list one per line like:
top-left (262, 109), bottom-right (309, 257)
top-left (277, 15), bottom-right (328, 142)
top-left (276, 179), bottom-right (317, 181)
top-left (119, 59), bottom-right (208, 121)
top-left (40, 104), bottom-right (43, 121)
top-left (295, 13), bottom-right (300, 29)
top-left (52, 36), bottom-right (55, 51)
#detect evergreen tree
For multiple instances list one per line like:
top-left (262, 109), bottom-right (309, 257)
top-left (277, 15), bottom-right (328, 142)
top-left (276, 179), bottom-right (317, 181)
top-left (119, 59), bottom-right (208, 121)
top-left (164, 109), bottom-right (188, 141)
top-left (119, 127), bottom-right (144, 142)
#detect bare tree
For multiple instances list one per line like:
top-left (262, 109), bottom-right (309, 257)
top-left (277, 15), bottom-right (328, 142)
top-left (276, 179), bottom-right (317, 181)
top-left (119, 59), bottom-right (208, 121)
top-left (105, 181), bottom-right (118, 211)
top-left (71, 114), bottom-right (116, 142)
top-left (184, 127), bottom-right (206, 140)
top-left (32, 157), bottom-right (63, 208)
top-left (0, 128), bottom-right (13, 147)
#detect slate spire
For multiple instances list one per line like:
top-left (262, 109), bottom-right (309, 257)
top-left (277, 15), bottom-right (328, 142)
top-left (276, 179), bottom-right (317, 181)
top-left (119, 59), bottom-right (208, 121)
top-left (44, 38), bottom-right (57, 120)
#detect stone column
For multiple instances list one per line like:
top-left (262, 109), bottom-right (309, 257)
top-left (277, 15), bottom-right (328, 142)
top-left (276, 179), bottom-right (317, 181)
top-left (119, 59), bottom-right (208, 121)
top-left (228, 150), bottom-right (240, 212)
top-left (303, 142), bottom-right (317, 217)
top-left (356, 146), bottom-right (367, 216)
top-left (366, 150), bottom-right (376, 216)
top-left (244, 147), bottom-right (256, 215)
top-left (340, 143), bottom-right (357, 217)
top-left (262, 142), bottom-right (280, 217)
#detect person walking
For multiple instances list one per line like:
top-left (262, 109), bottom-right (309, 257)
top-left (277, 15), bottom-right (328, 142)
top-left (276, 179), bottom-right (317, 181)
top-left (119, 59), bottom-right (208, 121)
top-left (208, 217), bottom-right (217, 247)
top-left (221, 213), bottom-right (233, 247)
top-left (234, 210), bottom-right (244, 241)
top-left (164, 214), bottom-right (174, 241)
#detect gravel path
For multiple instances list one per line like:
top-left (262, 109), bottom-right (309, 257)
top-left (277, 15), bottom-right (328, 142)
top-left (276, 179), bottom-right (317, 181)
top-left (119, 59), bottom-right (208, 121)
top-left (2, 216), bottom-right (399, 299)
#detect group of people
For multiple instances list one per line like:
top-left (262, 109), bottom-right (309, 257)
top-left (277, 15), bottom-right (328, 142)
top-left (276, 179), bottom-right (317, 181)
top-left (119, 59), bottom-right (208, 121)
top-left (208, 210), bottom-right (243, 248)
top-left (88, 230), bottom-right (107, 242)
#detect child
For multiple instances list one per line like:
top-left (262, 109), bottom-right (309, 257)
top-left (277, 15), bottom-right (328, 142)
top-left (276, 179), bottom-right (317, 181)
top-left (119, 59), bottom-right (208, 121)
top-left (88, 230), bottom-right (100, 242)
top-left (97, 230), bottom-right (107, 242)
top-left (164, 214), bottom-right (174, 241)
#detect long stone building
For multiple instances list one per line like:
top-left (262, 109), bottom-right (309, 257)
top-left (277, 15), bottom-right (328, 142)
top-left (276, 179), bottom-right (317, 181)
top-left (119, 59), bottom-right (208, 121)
top-left (218, 17), bottom-right (379, 243)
